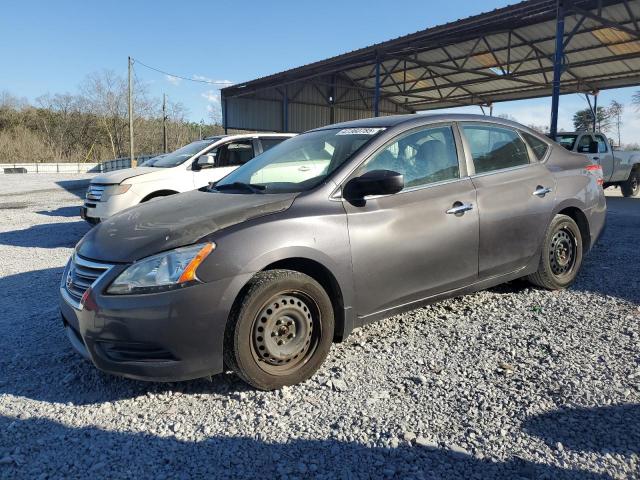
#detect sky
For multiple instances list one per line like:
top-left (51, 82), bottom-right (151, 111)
top-left (1, 0), bottom-right (639, 143)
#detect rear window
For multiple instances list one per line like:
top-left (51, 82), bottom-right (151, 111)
top-left (522, 132), bottom-right (549, 161)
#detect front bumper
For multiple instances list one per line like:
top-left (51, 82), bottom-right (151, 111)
top-left (83, 190), bottom-right (139, 223)
top-left (59, 259), bottom-right (253, 382)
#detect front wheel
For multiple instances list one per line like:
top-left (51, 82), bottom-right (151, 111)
top-left (224, 269), bottom-right (334, 390)
top-left (527, 214), bottom-right (583, 290)
top-left (620, 171), bottom-right (640, 197)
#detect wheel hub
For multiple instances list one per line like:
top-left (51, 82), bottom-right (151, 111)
top-left (253, 294), bottom-right (314, 366)
top-left (549, 228), bottom-right (575, 275)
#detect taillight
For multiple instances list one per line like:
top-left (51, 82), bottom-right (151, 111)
top-left (586, 164), bottom-right (604, 186)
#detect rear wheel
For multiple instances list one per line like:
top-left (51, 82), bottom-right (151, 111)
top-left (620, 171), bottom-right (640, 197)
top-left (527, 214), bottom-right (583, 290)
top-left (224, 269), bottom-right (334, 390)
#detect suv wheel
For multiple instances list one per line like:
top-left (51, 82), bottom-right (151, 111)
top-left (621, 171), bottom-right (640, 197)
top-left (224, 269), bottom-right (334, 390)
top-left (527, 214), bottom-right (583, 290)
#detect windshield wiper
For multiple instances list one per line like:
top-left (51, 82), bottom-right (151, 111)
top-left (212, 182), bottom-right (266, 193)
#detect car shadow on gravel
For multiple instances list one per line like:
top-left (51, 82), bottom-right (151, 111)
top-left (0, 221), bottom-right (90, 248)
top-left (0, 414), bottom-right (614, 479)
top-left (36, 206), bottom-right (81, 218)
top-left (55, 179), bottom-right (91, 199)
top-left (488, 209), bottom-right (640, 305)
top-left (523, 404), bottom-right (640, 456)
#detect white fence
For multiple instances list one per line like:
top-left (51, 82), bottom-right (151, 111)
top-left (0, 155), bottom-right (159, 174)
top-left (0, 163), bottom-right (100, 174)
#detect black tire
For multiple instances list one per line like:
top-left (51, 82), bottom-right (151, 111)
top-left (224, 269), bottom-right (334, 390)
top-left (620, 171), bottom-right (640, 197)
top-left (527, 214), bottom-right (583, 290)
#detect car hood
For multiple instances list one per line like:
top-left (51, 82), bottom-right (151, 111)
top-left (91, 167), bottom-right (159, 185)
top-left (77, 189), bottom-right (297, 263)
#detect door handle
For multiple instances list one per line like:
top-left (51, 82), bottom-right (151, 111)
top-left (533, 186), bottom-right (552, 197)
top-left (298, 165), bottom-right (311, 172)
top-left (593, 156), bottom-right (600, 161)
top-left (446, 202), bottom-right (473, 215)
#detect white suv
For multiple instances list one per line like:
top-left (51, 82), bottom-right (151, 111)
top-left (81, 133), bottom-right (295, 223)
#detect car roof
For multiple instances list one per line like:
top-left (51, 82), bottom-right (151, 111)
top-left (310, 113), bottom-right (539, 133)
top-left (204, 132), bottom-right (296, 140)
top-left (556, 131), bottom-right (602, 135)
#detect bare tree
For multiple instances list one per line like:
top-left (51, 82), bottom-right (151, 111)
top-left (80, 71), bottom-right (129, 158)
top-left (608, 100), bottom-right (623, 147)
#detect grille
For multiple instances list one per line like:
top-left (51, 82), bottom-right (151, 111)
top-left (86, 184), bottom-right (108, 201)
top-left (63, 255), bottom-right (112, 309)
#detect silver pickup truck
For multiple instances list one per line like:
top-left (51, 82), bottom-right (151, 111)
top-left (556, 131), bottom-right (640, 197)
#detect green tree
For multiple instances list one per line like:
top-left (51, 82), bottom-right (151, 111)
top-left (572, 106), bottom-right (612, 132)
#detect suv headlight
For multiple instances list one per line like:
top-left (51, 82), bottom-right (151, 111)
top-left (107, 243), bottom-right (215, 295)
top-left (110, 184), bottom-right (132, 195)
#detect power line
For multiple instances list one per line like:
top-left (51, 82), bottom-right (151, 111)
top-left (132, 58), bottom-right (233, 86)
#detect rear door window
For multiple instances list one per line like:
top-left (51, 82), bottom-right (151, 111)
top-left (219, 140), bottom-right (256, 166)
top-left (461, 124), bottom-right (530, 174)
top-left (521, 132), bottom-right (549, 161)
top-left (260, 138), bottom-right (288, 153)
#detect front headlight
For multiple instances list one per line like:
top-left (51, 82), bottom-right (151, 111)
top-left (107, 243), bottom-right (215, 295)
top-left (104, 184), bottom-right (132, 198)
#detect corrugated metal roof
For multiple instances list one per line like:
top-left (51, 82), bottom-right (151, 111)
top-left (223, 0), bottom-right (640, 132)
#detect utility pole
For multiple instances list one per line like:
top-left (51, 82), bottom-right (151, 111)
top-left (162, 93), bottom-right (168, 153)
top-left (128, 56), bottom-right (135, 167)
top-left (199, 120), bottom-right (203, 140)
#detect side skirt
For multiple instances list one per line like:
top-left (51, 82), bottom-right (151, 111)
top-left (356, 256), bottom-right (540, 328)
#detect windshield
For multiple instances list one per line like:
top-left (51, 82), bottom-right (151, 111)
top-left (556, 134), bottom-right (578, 151)
top-left (139, 154), bottom-right (166, 166)
top-left (151, 140), bottom-right (216, 168)
top-left (213, 127), bottom-right (385, 193)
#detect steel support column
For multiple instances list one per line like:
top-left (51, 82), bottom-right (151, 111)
top-left (329, 75), bottom-right (336, 124)
top-left (374, 55), bottom-right (381, 117)
top-left (549, 0), bottom-right (565, 139)
top-left (592, 91), bottom-right (598, 131)
top-left (223, 97), bottom-right (228, 134)
top-left (283, 88), bottom-right (289, 132)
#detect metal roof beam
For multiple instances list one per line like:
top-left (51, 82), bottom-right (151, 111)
top-left (572, 5), bottom-right (640, 39)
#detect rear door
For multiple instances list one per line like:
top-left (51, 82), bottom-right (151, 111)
top-left (460, 123), bottom-right (556, 278)
top-left (343, 124), bottom-right (479, 319)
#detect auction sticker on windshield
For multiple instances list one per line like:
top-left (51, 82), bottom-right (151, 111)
top-left (336, 128), bottom-right (386, 135)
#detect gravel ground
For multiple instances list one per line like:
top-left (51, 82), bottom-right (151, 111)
top-left (0, 176), bottom-right (638, 479)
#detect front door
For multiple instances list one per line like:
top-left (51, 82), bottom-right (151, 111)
top-left (593, 133), bottom-right (615, 181)
top-left (460, 123), bottom-right (556, 278)
top-left (343, 124), bottom-right (479, 319)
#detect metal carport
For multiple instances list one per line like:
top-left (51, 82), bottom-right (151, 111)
top-left (221, 0), bottom-right (640, 138)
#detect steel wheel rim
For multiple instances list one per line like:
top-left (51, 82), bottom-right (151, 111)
top-left (251, 291), bottom-right (320, 375)
top-left (632, 176), bottom-right (639, 192)
top-left (549, 226), bottom-right (577, 277)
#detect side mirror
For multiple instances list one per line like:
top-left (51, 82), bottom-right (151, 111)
top-left (343, 169), bottom-right (404, 201)
top-left (588, 141), bottom-right (599, 154)
top-left (194, 154), bottom-right (216, 170)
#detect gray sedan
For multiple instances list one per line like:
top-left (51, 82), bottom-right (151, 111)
top-left (59, 114), bottom-right (606, 390)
